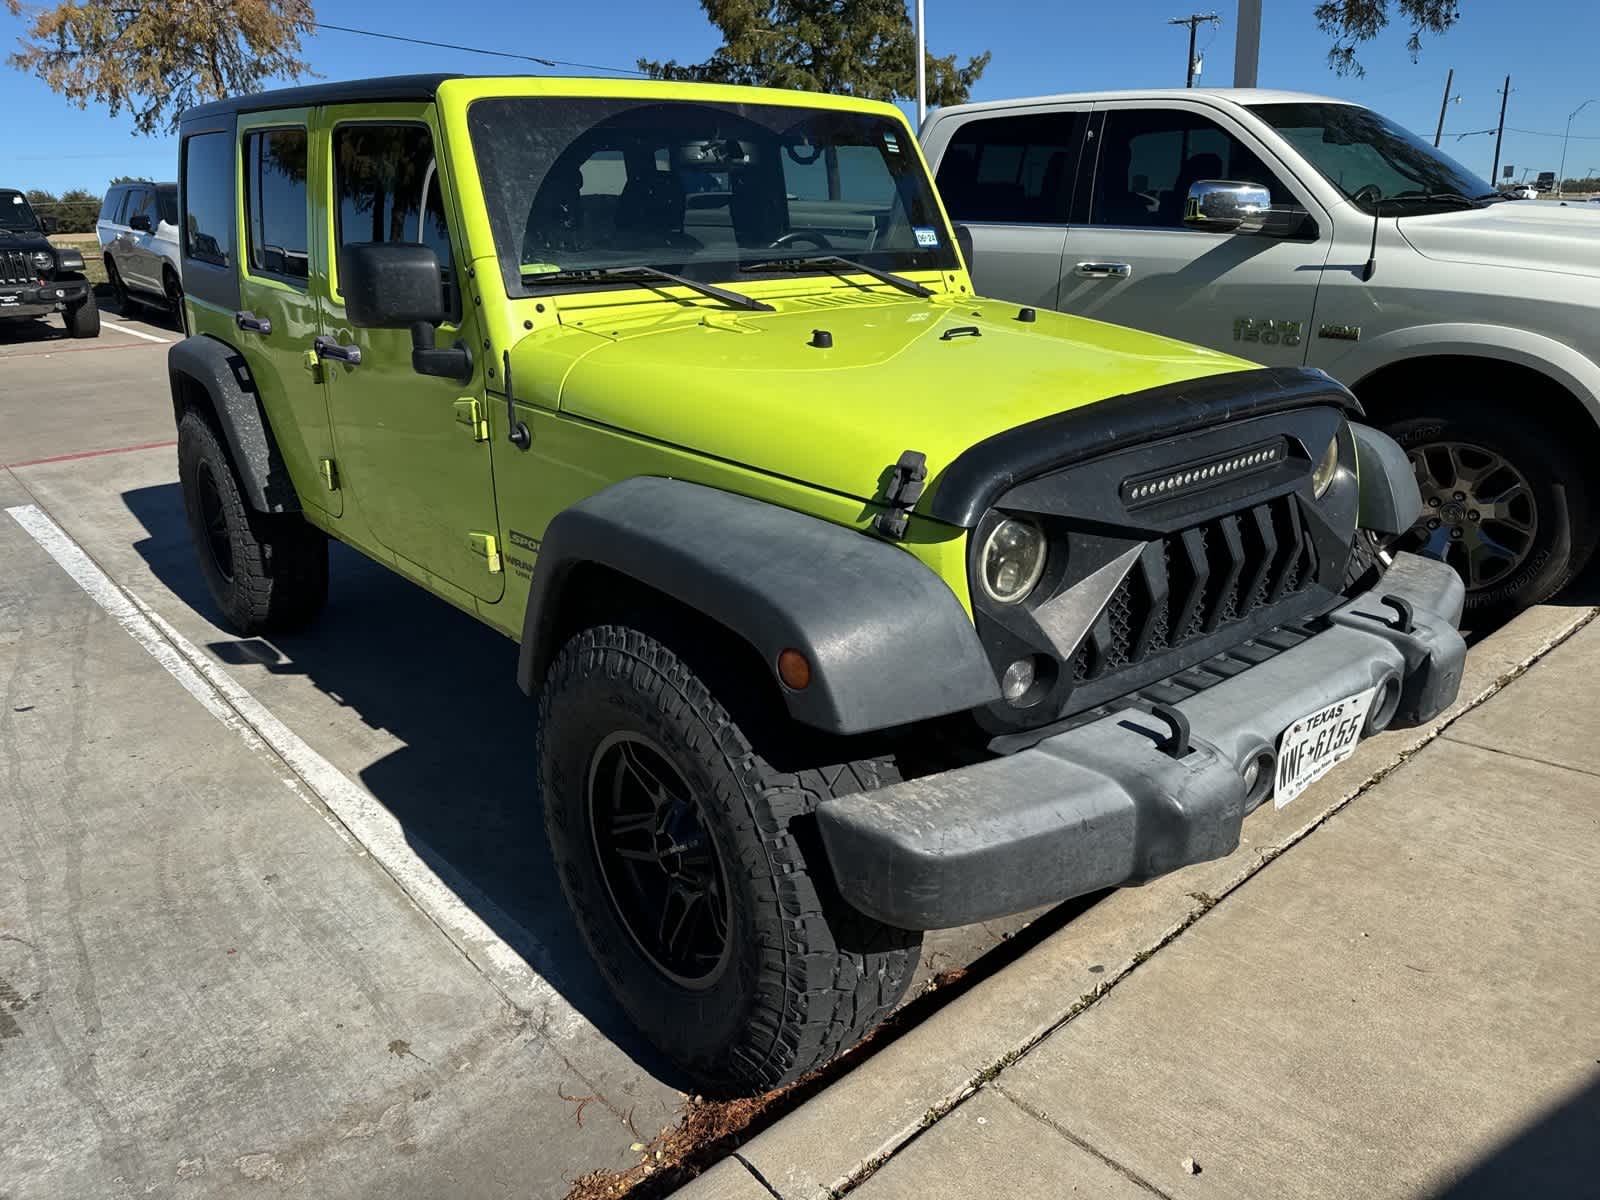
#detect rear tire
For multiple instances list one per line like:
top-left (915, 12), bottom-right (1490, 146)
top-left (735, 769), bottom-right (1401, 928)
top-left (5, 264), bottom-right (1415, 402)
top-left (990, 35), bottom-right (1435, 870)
top-left (177, 410), bottom-right (327, 635)
top-left (64, 288), bottom-right (99, 339)
top-left (164, 268), bottom-right (187, 335)
top-left (538, 623), bottom-right (921, 1094)
top-left (1378, 394), bottom-right (1595, 624)
top-left (106, 256), bottom-right (131, 312)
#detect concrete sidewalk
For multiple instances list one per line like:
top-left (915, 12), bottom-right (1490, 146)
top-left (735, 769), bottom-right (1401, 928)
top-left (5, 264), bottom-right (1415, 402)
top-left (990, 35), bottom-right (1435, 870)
top-left (680, 606), bottom-right (1599, 1200)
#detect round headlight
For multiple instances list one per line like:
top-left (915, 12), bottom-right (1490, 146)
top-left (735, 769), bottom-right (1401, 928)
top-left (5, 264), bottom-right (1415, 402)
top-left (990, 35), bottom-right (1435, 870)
top-left (980, 518), bottom-right (1047, 604)
top-left (30, 250), bottom-right (53, 271)
top-left (1311, 434), bottom-right (1340, 499)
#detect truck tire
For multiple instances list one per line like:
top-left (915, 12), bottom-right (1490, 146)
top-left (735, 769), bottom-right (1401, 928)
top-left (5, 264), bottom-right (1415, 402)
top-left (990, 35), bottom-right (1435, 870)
top-left (1380, 396), bottom-right (1594, 624)
top-left (538, 623), bottom-right (921, 1094)
top-left (64, 289), bottom-right (99, 339)
top-left (164, 268), bottom-right (187, 335)
top-left (177, 410), bottom-right (327, 635)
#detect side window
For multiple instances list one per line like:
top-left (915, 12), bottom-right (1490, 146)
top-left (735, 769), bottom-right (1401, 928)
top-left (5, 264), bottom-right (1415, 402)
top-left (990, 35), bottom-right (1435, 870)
top-left (157, 187), bottom-right (178, 227)
top-left (1089, 109), bottom-right (1291, 229)
top-left (333, 123), bottom-right (456, 315)
top-left (130, 188), bottom-right (155, 224)
top-left (243, 127), bottom-right (309, 282)
top-left (99, 187), bottom-right (124, 224)
top-left (181, 132), bottom-right (234, 267)
top-left (935, 112), bottom-right (1084, 224)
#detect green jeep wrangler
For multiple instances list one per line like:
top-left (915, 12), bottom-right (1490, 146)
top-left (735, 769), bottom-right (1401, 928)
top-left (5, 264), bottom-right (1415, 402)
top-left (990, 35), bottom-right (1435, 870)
top-left (170, 74), bottom-right (1466, 1092)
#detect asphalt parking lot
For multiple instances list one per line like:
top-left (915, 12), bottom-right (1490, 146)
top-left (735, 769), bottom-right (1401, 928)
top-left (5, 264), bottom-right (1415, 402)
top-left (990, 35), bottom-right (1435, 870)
top-left (0, 302), bottom-right (1041, 1198)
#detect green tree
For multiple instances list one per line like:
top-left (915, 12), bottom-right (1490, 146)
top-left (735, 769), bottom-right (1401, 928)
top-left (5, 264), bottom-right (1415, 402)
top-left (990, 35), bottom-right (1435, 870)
top-left (5, 0), bottom-right (313, 135)
top-left (1315, 0), bottom-right (1461, 77)
top-left (638, 0), bottom-right (989, 107)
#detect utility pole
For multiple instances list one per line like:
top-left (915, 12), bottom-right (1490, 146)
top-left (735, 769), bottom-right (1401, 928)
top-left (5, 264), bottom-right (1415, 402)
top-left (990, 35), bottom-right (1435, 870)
top-left (1433, 68), bottom-right (1455, 147)
top-left (1491, 75), bottom-right (1512, 183)
top-left (914, 0), bottom-right (926, 128)
top-left (1233, 0), bottom-right (1261, 87)
top-left (1169, 13), bottom-right (1220, 88)
top-left (1558, 98), bottom-right (1599, 199)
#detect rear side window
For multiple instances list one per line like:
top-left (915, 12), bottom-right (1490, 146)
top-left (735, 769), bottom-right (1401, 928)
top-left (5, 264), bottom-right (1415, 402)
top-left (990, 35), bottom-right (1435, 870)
top-left (1088, 109), bottom-right (1291, 229)
top-left (936, 112), bottom-right (1085, 224)
top-left (244, 127), bottom-right (310, 282)
top-left (181, 132), bottom-right (234, 267)
top-left (333, 123), bottom-right (456, 314)
top-left (157, 186), bottom-right (178, 226)
top-left (99, 187), bottom-right (124, 223)
top-left (128, 188), bottom-right (155, 224)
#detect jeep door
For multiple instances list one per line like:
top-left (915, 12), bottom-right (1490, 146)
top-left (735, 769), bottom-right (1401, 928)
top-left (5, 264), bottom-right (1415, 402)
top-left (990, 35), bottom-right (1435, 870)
top-left (231, 110), bottom-right (342, 518)
top-left (314, 105), bottom-right (503, 604)
top-left (1055, 102), bottom-right (1333, 366)
top-left (929, 106), bottom-right (1090, 309)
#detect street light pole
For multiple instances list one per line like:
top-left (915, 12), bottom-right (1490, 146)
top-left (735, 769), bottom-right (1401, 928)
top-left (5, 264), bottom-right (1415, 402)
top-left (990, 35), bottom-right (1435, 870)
top-left (914, 0), bottom-right (926, 128)
top-left (1433, 68), bottom-right (1454, 147)
top-left (1558, 99), bottom-right (1598, 199)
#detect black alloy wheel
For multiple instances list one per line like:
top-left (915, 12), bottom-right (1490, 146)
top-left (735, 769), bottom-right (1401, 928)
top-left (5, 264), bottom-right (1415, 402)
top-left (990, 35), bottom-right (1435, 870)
top-left (1399, 440), bottom-right (1536, 592)
top-left (587, 732), bottom-right (732, 988)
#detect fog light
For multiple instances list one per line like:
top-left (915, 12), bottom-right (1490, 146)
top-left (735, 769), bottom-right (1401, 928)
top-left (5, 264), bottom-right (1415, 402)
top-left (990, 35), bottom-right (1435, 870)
top-left (1001, 657), bottom-right (1036, 703)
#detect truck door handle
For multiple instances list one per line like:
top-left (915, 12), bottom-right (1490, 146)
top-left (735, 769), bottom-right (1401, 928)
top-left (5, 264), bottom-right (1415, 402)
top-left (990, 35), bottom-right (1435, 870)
top-left (1075, 262), bottom-right (1132, 279)
top-left (312, 335), bottom-right (362, 366)
top-left (234, 310), bottom-right (272, 335)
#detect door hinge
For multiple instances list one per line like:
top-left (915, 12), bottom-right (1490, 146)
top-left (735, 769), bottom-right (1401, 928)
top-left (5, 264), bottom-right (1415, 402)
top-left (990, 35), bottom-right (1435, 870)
top-left (453, 397), bottom-right (490, 442)
top-left (319, 457), bottom-right (340, 492)
top-left (467, 531), bottom-right (502, 574)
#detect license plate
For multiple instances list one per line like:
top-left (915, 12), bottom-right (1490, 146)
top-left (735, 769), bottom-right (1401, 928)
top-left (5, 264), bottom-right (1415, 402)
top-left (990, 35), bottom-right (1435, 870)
top-left (1274, 686), bottom-right (1378, 809)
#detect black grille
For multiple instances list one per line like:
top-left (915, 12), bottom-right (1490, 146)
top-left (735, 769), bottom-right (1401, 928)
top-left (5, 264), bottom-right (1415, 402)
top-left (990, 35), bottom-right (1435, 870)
top-left (1, 248), bottom-right (35, 285)
top-left (1074, 494), bottom-right (1317, 684)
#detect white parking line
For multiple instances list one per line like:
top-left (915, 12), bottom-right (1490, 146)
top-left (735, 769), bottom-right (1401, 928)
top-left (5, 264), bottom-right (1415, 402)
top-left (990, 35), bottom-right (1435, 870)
top-left (5, 502), bottom-right (588, 1037)
top-left (101, 318), bottom-right (171, 344)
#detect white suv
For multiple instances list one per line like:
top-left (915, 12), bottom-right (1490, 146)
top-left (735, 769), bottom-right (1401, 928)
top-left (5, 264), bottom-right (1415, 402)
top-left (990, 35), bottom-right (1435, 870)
top-left (96, 180), bottom-right (184, 330)
top-left (922, 89), bottom-right (1600, 619)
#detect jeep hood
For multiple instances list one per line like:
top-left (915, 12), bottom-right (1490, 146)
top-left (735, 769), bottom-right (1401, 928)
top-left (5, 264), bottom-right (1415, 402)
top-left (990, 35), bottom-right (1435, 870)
top-left (539, 298), bottom-right (1255, 509)
top-left (0, 226), bottom-right (51, 254)
top-left (1397, 201), bottom-right (1600, 278)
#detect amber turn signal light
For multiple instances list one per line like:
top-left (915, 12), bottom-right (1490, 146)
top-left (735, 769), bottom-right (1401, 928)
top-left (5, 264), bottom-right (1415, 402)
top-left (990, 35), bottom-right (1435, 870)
top-left (777, 648), bottom-right (812, 690)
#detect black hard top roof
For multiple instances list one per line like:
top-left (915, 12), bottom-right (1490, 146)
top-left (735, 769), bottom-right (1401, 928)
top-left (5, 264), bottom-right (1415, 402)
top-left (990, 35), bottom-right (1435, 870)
top-left (181, 73), bottom-right (462, 124)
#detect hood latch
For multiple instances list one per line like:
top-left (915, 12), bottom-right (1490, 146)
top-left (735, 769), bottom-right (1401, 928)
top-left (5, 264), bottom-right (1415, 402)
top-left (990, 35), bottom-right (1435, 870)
top-left (872, 450), bottom-right (927, 540)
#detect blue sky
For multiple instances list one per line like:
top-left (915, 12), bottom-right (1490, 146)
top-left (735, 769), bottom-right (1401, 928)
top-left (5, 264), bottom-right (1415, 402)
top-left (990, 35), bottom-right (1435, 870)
top-left (5, 0), bottom-right (1600, 194)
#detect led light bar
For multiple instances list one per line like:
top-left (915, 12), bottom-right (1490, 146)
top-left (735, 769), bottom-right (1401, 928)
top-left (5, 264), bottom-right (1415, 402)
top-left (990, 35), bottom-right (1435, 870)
top-left (1122, 438), bottom-right (1288, 507)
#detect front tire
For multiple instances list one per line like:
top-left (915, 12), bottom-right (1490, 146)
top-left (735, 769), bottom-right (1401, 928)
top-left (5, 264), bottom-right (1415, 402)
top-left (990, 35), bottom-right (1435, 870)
top-left (64, 288), bottom-right (99, 339)
top-left (164, 268), bottom-right (187, 335)
top-left (177, 411), bottom-right (328, 634)
top-left (538, 624), bottom-right (921, 1094)
top-left (1380, 395), bottom-right (1595, 624)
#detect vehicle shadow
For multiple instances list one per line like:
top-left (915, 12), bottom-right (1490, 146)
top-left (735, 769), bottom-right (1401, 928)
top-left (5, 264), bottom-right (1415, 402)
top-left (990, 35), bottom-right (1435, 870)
top-left (120, 481), bottom-right (673, 1080)
top-left (1425, 1075), bottom-right (1600, 1199)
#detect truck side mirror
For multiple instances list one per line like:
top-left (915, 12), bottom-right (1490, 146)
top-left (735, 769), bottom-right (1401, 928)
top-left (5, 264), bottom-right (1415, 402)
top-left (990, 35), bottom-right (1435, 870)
top-left (340, 242), bottom-right (472, 383)
top-left (38, 214), bottom-right (56, 234)
top-left (341, 242), bottom-right (448, 328)
top-left (953, 222), bottom-right (975, 272)
top-left (1183, 180), bottom-right (1272, 234)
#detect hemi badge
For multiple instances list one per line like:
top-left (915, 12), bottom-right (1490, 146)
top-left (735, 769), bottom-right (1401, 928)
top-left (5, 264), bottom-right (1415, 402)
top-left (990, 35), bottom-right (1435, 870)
top-left (1318, 323), bottom-right (1361, 342)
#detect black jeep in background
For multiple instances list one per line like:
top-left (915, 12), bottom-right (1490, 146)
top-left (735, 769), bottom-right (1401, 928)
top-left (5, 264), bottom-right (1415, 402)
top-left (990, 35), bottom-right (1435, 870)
top-left (0, 187), bottom-right (99, 338)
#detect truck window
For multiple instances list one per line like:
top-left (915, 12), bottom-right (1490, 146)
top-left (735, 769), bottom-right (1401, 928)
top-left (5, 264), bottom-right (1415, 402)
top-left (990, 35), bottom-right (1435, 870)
top-left (935, 112), bottom-right (1083, 224)
top-left (99, 186), bottom-right (124, 224)
top-left (333, 123), bottom-right (457, 316)
top-left (181, 132), bottom-right (234, 267)
top-left (244, 127), bottom-right (309, 282)
top-left (1089, 109), bottom-right (1289, 229)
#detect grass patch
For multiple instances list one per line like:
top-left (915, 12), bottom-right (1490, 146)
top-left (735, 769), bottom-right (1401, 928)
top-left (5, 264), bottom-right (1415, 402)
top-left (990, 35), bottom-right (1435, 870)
top-left (49, 234), bottom-right (107, 286)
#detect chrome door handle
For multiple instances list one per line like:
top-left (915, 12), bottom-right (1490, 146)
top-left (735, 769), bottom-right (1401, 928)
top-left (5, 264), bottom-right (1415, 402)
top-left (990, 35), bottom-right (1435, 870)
top-left (312, 335), bottom-right (362, 366)
top-left (235, 310), bottom-right (272, 335)
top-left (1075, 262), bottom-right (1132, 279)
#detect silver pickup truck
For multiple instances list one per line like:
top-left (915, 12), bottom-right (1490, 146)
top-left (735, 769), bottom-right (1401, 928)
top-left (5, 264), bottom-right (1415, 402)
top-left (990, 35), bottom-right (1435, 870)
top-left (921, 88), bottom-right (1600, 620)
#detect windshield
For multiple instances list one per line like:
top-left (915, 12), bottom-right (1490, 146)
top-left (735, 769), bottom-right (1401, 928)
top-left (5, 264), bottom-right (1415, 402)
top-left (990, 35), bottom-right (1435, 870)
top-left (1249, 102), bottom-right (1497, 213)
top-left (468, 97), bottom-right (958, 296)
top-left (1, 190), bottom-right (41, 232)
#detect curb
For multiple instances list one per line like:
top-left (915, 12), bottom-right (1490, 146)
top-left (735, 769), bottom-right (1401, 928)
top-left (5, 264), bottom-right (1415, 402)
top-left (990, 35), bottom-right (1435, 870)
top-left (674, 600), bottom-right (1598, 1200)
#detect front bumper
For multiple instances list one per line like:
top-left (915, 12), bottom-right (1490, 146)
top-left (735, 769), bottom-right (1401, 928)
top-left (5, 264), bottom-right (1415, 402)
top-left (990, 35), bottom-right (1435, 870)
top-left (817, 552), bottom-right (1466, 930)
top-left (0, 278), bottom-right (90, 316)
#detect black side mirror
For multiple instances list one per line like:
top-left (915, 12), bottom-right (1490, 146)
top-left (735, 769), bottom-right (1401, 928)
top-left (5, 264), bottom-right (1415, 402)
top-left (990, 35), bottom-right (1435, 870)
top-left (38, 214), bottom-right (56, 234)
top-left (129, 212), bottom-right (153, 233)
top-left (341, 242), bottom-right (472, 382)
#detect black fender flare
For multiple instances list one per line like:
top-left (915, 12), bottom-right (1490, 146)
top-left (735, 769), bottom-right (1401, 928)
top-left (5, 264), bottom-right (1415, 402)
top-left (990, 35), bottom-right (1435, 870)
top-left (1350, 421), bottom-right (1422, 536)
top-left (167, 334), bottom-right (299, 513)
top-left (516, 477), bottom-right (1002, 735)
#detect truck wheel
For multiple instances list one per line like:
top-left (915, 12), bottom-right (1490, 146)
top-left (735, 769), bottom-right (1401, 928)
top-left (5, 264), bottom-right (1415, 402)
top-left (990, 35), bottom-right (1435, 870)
top-left (538, 623), bottom-right (921, 1093)
top-left (106, 257), bottom-right (131, 312)
top-left (64, 289), bottom-right (100, 339)
top-left (1381, 397), bottom-right (1595, 623)
top-left (164, 269), bottom-right (187, 335)
top-left (177, 411), bottom-right (327, 635)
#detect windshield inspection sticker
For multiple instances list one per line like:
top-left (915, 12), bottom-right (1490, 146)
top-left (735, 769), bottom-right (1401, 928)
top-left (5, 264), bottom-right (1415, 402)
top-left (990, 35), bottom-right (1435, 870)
top-left (913, 226), bottom-right (940, 248)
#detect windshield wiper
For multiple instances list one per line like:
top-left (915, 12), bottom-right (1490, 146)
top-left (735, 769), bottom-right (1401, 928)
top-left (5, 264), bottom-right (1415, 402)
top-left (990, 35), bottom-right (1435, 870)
top-left (740, 255), bottom-right (934, 299)
top-left (1374, 192), bottom-right (1482, 210)
top-left (519, 265), bottom-right (773, 312)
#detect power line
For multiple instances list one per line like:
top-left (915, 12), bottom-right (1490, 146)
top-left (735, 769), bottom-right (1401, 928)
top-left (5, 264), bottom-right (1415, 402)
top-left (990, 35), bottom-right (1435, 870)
top-left (1168, 13), bottom-right (1220, 88)
top-left (305, 21), bottom-right (648, 76)
top-left (1508, 126), bottom-right (1600, 139)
